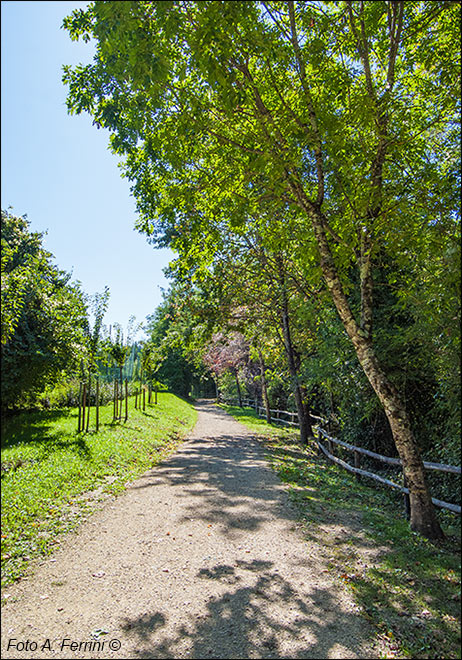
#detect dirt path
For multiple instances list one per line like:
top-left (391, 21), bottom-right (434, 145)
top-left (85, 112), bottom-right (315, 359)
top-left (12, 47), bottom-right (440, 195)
top-left (1, 401), bottom-right (378, 659)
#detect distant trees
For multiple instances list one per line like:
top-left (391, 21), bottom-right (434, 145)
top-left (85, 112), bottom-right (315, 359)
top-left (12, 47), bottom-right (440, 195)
top-left (1, 210), bottom-right (88, 409)
top-left (143, 286), bottom-right (214, 398)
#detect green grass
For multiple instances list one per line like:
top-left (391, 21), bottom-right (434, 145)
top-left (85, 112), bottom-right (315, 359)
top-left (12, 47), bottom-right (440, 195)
top-left (1, 393), bottom-right (197, 588)
top-left (221, 404), bottom-right (461, 660)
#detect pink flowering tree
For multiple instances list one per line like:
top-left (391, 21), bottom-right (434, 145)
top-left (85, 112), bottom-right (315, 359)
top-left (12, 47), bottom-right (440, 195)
top-left (203, 332), bottom-right (249, 406)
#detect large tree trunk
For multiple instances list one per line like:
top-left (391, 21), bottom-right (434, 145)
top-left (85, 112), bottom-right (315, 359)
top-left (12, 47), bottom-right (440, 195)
top-left (283, 0), bottom-right (443, 536)
top-left (351, 337), bottom-right (443, 539)
top-left (301, 197), bottom-right (443, 539)
top-left (280, 306), bottom-right (312, 444)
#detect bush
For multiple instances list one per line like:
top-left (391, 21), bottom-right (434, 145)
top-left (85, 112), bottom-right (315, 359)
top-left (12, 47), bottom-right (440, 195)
top-left (40, 378), bottom-right (141, 409)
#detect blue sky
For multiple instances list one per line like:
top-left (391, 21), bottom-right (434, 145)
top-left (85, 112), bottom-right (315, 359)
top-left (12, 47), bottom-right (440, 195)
top-left (1, 0), bottom-right (174, 338)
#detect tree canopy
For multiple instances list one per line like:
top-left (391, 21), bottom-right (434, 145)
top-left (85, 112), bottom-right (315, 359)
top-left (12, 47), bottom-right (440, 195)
top-left (1, 210), bottom-right (89, 408)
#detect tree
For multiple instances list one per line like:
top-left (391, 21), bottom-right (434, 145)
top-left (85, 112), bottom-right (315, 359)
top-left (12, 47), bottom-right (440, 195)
top-left (82, 286), bottom-right (110, 431)
top-left (144, 288), bottom-right (206, 398)
top-left (85, 287), bottom-right (110, 375)
top-left (1, 211), bottom-right (37, 347)
top-left (203, 332), bottom-right (250, 407)
top-left (62, 1), bottom-right (460, 538)
top-left (108, 323), bottom-right (131, 421)
top-left (194, 220), bottom-right (317, 441)
top-left (1, 210), bottom-right (88, 409)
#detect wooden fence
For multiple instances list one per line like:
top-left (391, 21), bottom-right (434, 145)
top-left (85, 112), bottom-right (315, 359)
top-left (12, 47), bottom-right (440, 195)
top-left (220, 395), bottom-right (461, 516)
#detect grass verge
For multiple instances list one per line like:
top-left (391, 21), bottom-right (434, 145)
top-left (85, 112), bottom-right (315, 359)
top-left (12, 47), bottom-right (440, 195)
top-left (1, 393), bottom-right (197, 589)
top-left (221, 404), bottom-right (461, 660)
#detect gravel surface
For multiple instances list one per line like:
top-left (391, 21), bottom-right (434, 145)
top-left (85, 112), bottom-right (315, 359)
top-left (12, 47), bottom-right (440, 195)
top-left (1, 400), bottom-right (378, 659)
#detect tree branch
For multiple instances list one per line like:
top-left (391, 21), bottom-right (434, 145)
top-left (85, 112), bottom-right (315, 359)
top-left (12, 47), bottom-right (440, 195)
top-left (287, 0), bottom-right (325, 205)
top-left (346, 1), bottom-right (375, 100)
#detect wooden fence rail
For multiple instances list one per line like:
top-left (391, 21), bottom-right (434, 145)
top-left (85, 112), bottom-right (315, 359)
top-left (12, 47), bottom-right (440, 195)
top-left (220, 395), bottom-right (461, 515)
top-left (317, 427), bottom-right (461, 475)
top-left (314, 431), bottom-right (461, 515)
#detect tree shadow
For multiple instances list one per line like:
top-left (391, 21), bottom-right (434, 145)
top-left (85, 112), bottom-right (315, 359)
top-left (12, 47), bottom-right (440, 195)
top-left (255, 420), bottom-right (461, 657)
top-left (1, 409), bottom-right (74, 449)
top-left (1, 431), bottom-right (91, 469)
top-left (1, 409), bottom-right (93, 469)
top-left (127, 431), bottom-right (287, 537)
top-left (120, 559), bottom-right (372, 659)
top-left (218, 403), bottom-right (292, 431)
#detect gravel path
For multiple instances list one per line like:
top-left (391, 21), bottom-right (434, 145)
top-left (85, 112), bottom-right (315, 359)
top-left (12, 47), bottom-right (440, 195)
top-left (1, 401), bottom-right (377, 659)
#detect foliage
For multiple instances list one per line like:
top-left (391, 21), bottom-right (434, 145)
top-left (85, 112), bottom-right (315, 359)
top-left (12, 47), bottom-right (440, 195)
top-left (62, 1), bottom-right (460, 536)
top-left (144, 286), bottom-right (214, 398)
top-left (1, 392), bottom-right (197, 587)
top-left (203, 332), bottom-right (249, 378)
top-left (39, 377), bottom-right (139, 409)
top-left (1, 210), bottom-right (88, 409)
top-left (83, 285), bottom-right (110, 376)
top-left (61, 0), bottom-right (460, 441)
top-left (108, 326), bottom-right (130, 376)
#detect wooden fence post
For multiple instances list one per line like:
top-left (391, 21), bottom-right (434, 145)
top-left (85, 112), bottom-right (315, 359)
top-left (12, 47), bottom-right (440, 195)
top-left (139, 370), bottom-right (143, 412)
top-left (82, 382), bottom-right (87, 432)
top-left (114, 380), bottom-right (118, 421)
top-left (143, 385), bottom-right (146, 411)
top-left (354, 450), bottom-right (361, 482)
top-left (78, 381), bottom-right (83, 432)
top-left (95, 379), bottom-right (100, 432)
top-left (403, 474), bottom-right (411, 520)
top-left (125, 379), bottom-right (128, 422)
top-left (86, 379), bottom-right (91, 433)
top-left (302, 414), bottom-right (460, 515)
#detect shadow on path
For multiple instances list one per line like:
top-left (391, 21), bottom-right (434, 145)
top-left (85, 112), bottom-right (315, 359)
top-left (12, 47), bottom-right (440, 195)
top-left (121, 558), bottom-right (369, 659)
top-left (119, 401), bottom-right (376, 658)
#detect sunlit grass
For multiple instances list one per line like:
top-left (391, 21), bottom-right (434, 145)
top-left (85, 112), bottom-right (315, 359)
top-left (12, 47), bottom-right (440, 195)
top-left (221, 404), bottom-right (461, 659)
top-left (1, 393), bottom-right (197, 587)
